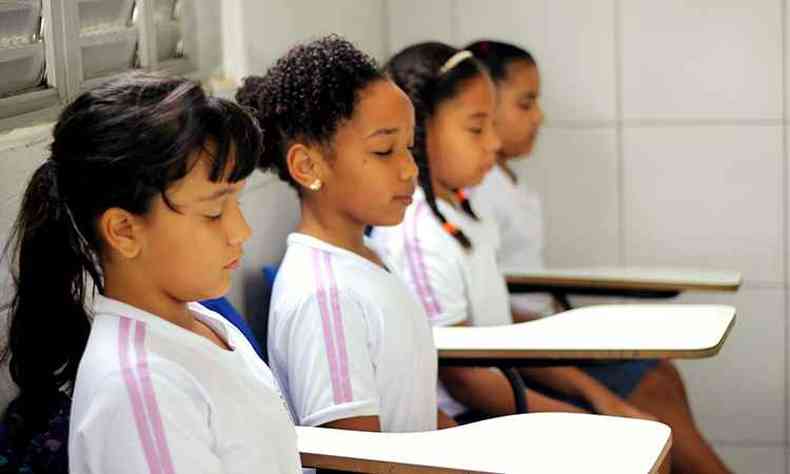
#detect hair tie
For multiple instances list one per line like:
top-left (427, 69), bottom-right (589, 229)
top-left (455, 189), bottom-right (468, 201)
top-left (438, 50), bottom-right (473, 76)
top-left (442, 222), bottom-right (458, 234)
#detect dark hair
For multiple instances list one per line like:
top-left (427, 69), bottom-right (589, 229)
top-left (385, 42), bottom-right (487, 249)
top-left (236, 34), bottom-right (384, 191)
top-left (466, 40), bottom-right (536, 83)
top-left (1, 73), bottom-right (261, 449)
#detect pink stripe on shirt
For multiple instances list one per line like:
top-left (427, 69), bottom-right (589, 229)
top-left (312, 249), bottom-right (346, 404)
top-left (118, 317), bottom-right (162, 474)
top-left (323, 252), bottom-right (353, 403)
top-left (405, 202), bottom-right (443, 319)
top-left (134, 321), bottom-right (176, 474)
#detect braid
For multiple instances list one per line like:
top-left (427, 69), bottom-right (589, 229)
top-left (455, 189), bottom-right (479, 220)
top-left (386, 42), bottom-right (487, 251)
top-left (417, 153), bottom-right (472, 249)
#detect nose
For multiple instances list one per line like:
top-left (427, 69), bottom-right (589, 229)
top-left (534, 101), bottom-right (545, 127)
top-left (401, 150), bottom-right (419, 182)
top-left (485, 125), bottom-right (502, 155)
top-left (226, 200), bottom-right (252, 246)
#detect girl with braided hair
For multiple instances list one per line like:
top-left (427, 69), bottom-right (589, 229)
top-left (373, 42), bottom-right (660, 425)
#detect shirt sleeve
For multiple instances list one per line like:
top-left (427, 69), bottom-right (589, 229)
top-left (275, 290), bottom-right (380, 427)
top-left (402, 226), bottom-right (470, 328)
top-left (71, 370), bottom-right (225, 474)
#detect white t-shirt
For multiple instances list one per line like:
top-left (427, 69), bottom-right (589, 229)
top-left (372, 189), bottom-right (512, 416)
top-left (471, 164), bottom-right (554, 316)
top-left (69, 295), bottom-right (301, 474)
top-left (268, 233), bottom-right (438, 432)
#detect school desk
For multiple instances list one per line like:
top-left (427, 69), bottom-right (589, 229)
top-left (298, 412), bottom-right (671, 473)
top-left (504, 267), bottom-right (741, 310)
top-left (434, 304), bottom-right (735, 367)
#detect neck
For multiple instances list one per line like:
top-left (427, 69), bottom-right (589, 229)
top-left (298, 198), bottom-right (368, 256)
top-left (102, 267), bottom-right (193, 329)
top-left (430, 175), bottom-right (460, 206)
top-left (496, 155), bottom-right (518, 184)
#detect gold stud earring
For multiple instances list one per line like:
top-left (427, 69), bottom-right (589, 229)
top-left (308, 179), bottom-right (323, 191)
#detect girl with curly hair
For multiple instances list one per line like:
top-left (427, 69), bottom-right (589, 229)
top-left (237, 35), bottom-right (454, 433)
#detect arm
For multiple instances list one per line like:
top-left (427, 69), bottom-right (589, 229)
top-left (437, 409), bottom-right (457, 429)
top-left (275, 292), bottom-right (380, 429)
top-left (71, 374), bottom-right (227, 473)
top-left (323, 416), bottom-right (381, 432)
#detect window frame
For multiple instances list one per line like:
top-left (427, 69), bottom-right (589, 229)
top-left (0, 0), bottom-right (196, 132)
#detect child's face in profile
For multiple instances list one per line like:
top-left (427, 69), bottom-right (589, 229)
top-left (426, 73), bottom-right (501, 190)
top-left (320, 79), bottom-right (418, 227)
top-left (134, 145), bottom-right (251, 302)
top-left (494, 61), bottom-right (543, 159)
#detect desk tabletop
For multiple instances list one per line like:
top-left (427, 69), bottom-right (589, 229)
top-left (435, 304), bottom-right (735, 360)
top-left (298, 412), bottom-right (671, 473)
top-left (504, 267), bottom-right (742, 292)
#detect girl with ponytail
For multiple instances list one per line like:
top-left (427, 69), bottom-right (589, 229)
top-left (373, 42), bottom-right (654, 422)
top-left (2, 73), bottom-right (301, 473)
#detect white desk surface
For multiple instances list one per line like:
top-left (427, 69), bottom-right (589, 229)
top-left (503, 267), bottom-right (742, 292)
top-left (298, 412), bottom-right (671, 473)
top-left (434, 304), bottom-right (735, 360)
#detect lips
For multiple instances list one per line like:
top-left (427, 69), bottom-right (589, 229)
top-left (394, 188), bottom-right (415, 205)
top-left (224, 257), bottom-right (241, 269)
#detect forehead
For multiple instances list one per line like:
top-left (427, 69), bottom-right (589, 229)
top-left (347, 79), bottom-right (415, 133)
top-left (502, 61), bottom-right (540, 92)
top-left (167, 144), bottom-right (244, 201)
top-left (440, 74), bottom-right (496, 116)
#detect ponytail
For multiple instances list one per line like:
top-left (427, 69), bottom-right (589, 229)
top-left (1, 72), bottom-right (262, 451)
top-left (2, 160), bottom-right (94, 442)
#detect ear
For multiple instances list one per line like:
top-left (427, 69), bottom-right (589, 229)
top-left (97, 208), bottom-right (143, 259)
top-left (286, 143), bottom-right (326, 191)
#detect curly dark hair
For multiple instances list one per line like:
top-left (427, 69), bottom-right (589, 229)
top-left (236, 34), bottom-right (385, 190)
top-left (385, 42), bottom-right (487, 249)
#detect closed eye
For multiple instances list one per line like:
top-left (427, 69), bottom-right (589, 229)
top-left (373, 149), bottom-right (393, 156)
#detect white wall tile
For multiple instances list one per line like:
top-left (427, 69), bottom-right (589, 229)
top-left (519, 127), bottom-right (620, 267)
top-left (655, 288), bottom-right (785, 444)
top-left (453, 0), bottom-right (546, 56)
top-left (385, 0), bottom-right (453, 55)
top-left (621, 0), bottom-right (783, 120)
top-left (622, 125), bottom-right (783, 284)
top-left (240, 0), bottom-right (387, 75)
top-left (541, 0), bottom-right (616, 122)
top-left (715, 445), bottom-right (786, 474)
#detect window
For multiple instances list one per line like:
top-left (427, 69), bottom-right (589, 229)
top-left (0, 0), bottom-right (195, 129)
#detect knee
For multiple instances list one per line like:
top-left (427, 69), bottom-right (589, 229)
top-left (636, 362), bottom-right (680, 402)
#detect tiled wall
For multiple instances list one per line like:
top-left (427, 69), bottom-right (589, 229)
top-left (386, 0), bottom-right (787, 471)
top-left (0, 1), bottom-right (785, 471)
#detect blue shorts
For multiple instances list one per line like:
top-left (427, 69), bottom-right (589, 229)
top-left (522, 359), bottom-right (660, 412)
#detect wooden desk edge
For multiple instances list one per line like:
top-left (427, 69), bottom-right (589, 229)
top-left (436, 311), bottom-right (736, 361)
top-left (300, 452), bottom-right (491, 473)
top-left (650, 433), bottom-right (673, 474)
top-left (505, 275), bottom-right (741, 293)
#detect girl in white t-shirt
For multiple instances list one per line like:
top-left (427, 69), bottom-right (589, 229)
top-left (1, 75), bottom-right (301, 474)
top-left (236, 35), bottom-right (451, 433)
top-left (375, 42), bottom-right (602, 419)
top-left (464, 40), bottom-right (730, 474)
